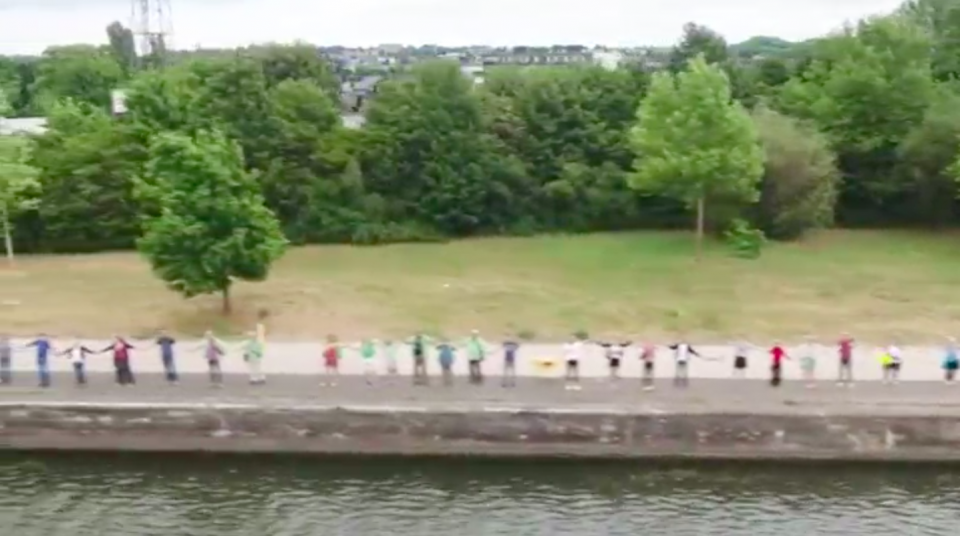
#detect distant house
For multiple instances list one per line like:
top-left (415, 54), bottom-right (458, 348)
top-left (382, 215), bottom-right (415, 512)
top-left (0, 117), bottom-right (47, 136)
top-left (340, 75), bottom-right (382, 112)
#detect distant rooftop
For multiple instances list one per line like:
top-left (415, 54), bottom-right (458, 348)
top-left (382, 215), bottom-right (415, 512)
top-left (0, 117), bottom-right (47, 136)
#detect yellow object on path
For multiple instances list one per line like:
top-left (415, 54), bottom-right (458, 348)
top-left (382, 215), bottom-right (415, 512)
top-left (534, 357), bottom-right (559, 371)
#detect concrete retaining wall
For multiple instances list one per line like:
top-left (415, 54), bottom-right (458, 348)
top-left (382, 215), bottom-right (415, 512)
top-left (1, 403), bottom-right (960, 461)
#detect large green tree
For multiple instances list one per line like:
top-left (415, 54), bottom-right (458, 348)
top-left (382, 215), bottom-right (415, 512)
top-left (361, 61), bottom-right (525, 235)
top-left (30, 100), bottom-right (141, 251)
top-left (0, 136), bottom-right (39, 265)
top-left (629, 55), bottom-right (764, 259)
top-left (31, 45), bottom-right (125, 112)
top-left (777, 15), bottom-right (936, 223)
top-left (752, 106), bottom-right (839, 239)
top-left (136, 130), bottom-right (287, 313)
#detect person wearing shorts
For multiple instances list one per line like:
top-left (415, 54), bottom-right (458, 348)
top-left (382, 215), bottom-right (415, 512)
top-left (668, 342), bottom-right (699, 388)
top-left (359, 338), bottom-right (377, 385)
top-left (410, 333), bottom-right (430, 386)
top-left (564, 337), bottom-right (584, 390)
top-left (598, 341), bottom-right (629, 380)
top-left (944, 341), bottom-right (959, 383)
top-left (640, 343), bottom-right (656, 390)
top-left (882, 345), bottom-right (902, 385)
top-left (837, 335), bottom-right (854, 387)
top-left (322, 336), bottom-right (340, 387)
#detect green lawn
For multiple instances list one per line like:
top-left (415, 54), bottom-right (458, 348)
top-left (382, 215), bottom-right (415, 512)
top-left (3, 230), bottom-right (960, 342)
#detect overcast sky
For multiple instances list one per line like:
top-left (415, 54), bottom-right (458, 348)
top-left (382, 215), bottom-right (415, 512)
top-left (0, 0), bottom-right (906, 55)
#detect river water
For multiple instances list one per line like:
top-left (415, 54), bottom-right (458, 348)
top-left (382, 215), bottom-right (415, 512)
top-left (0, 454), bottom-right (957, 535)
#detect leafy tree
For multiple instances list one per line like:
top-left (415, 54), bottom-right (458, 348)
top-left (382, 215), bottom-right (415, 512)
top-left (361, 61), bottom-right (523, 235)
top-left (0, 136), bottom-right (39, 264)
top-left (30, 100), bottom-right (141, 251)
top-left (249, 43), bottom-right (340, 98)
top-left (752, 106), bottom-right (839, 239)
top-left (669, 23), bottom-right (729, 72)
top-left (31, 45), bottom-right (125, 112)
top-left (260, 78), bottom-right (365, 242)
top-left (898, 90), bottom-right (960, 226)
top-left (777, 15), bottom-right (935, 223)
top-left (106, 21), bottom-right (138, 75)
top-left (136, 130), bottom-right (287, 313)
top-left (629, 55), bottom-right (764, 259)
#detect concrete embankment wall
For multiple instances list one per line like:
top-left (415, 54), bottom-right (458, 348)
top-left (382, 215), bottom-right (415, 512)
top-left (2, 403), bottom-right (960, 461)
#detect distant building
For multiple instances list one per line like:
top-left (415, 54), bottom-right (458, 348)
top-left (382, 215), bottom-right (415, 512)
top-left (592, 50), bottom-right (623, 70)
top-left (0, 117), bottom-right (47, 136)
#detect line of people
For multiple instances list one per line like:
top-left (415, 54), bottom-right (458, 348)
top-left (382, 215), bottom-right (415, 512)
top-left (1, 331), bottom-right (958, 388)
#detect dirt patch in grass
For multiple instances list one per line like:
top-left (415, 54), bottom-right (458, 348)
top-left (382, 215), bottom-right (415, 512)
top-left (2, 230), bottom-right (960, 342)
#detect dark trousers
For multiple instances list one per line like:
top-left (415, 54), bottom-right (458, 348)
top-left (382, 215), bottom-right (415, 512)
top-left (38, 358), bottom-right (50, 387)
top-left (770, 363), bottom-right (782, 386)
top-left (468, 360), bottom-right (483, 384)
top-left (115, 359), bottom-right (135, 385)
top-left (73, 362), bottom-right (87, 385)
top-left (162, 354), bottom-right (178, 383)
top-left (208, 360), bottom-right (223, 385)
top-left (0, 356), bottom-right (10, 384)
top-left (413, 355), bottom-right (428, 385)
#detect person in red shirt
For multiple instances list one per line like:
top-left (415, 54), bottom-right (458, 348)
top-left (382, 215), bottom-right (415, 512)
top-left (838, 334), bottom-right (854, 387)
top-left (769, 343), bottom-right (789, 387)
top-left (99, 335), bottom-right (135, 386)
top-left (321, 335), bottom-right (341, 387)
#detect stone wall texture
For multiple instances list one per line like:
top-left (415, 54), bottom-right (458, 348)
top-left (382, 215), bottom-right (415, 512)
top-left (1, 403), bottom-right (960, 461)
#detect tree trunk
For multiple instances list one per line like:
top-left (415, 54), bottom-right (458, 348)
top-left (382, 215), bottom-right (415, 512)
top-left (222, 284), bottom-right (232, 315)
top-left (1, 205), bottom-right (13, 268)
top-left (695, 196), bottom-right (705, 262)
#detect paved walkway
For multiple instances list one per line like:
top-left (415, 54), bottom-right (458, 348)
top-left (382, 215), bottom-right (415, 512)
top-left (1, 372), bottom-right (959, 415)
top-left (3, 339), bottom-right (953, 381)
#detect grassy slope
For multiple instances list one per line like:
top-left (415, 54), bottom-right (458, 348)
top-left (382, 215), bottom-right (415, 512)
top-left (2, 230), bottom-right (960, 342)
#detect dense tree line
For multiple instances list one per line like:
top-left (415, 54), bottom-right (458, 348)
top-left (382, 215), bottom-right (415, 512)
top-left (3, 0), bottom-right (960, 262)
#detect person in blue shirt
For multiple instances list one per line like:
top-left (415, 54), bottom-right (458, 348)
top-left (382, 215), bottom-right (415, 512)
top-left (155, 331), bottom-right (178, 384)
top-left (502, 340), bottom-right (519, 388)
top-left (944, 339), bottom-right (959, 383)
top-left (436, 341), bottom-right (456, 386)
top-left (26, 334), bottom-right (53, 388)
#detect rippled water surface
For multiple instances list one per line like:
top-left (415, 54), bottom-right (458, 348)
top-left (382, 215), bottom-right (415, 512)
top-left (0, 454), bottom-right (958, 535)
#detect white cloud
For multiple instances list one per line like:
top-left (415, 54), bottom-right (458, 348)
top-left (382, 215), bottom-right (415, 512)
top-left (0, 0), bottom-right (907, 55)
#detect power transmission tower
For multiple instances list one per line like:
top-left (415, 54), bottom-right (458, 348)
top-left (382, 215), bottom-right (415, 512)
top-left (130, 0), bottom-right (173, 67)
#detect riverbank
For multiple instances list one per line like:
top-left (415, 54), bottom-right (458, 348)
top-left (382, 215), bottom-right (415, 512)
top-left (1, 373), bottom-right (960, 460)
top-left (5, 230), bottom-right (960, 341)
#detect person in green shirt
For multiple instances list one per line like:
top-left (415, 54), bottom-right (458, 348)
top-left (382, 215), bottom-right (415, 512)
top-left (464, 330), bottom-right (487, 384)
top-left (359, 338), bottom-right (377, 385)
top-left (242, 331), bottom-right (265, 385)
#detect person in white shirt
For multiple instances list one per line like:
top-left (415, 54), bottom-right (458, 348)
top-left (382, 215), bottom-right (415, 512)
top-left (668, 342), bottom-right (700, 388)
top-left (58, 341), bottom-right (96, 386)
top-left (563, 337), bottom-right (585, 390)
top-left (883, 344), bottom-right (902, 384)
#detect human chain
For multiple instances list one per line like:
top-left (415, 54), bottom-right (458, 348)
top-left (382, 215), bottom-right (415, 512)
top-left (2, 331), bottom-right (958, 390)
